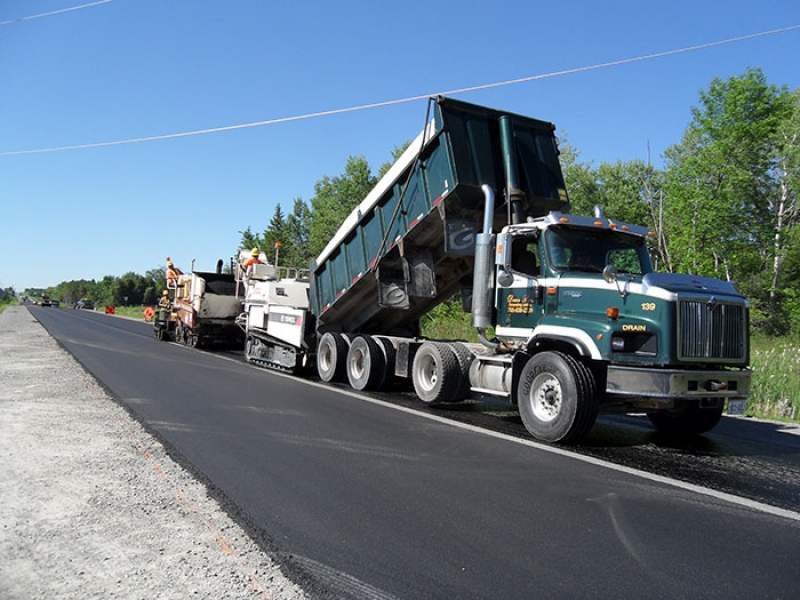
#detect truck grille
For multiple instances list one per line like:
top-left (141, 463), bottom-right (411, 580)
top-left (678, 299), bottom-right (747, 362)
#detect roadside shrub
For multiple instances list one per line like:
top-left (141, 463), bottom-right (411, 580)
top-left (748, 335), bottom-right (800, 420)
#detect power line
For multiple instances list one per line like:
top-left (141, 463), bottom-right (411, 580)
top-left (0, 0), bottom-right (115, 26)
top-left (2, 23), bottom-right (799, 156)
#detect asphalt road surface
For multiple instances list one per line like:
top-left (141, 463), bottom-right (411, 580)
top-left (30, 306), bottom-right (800, 599)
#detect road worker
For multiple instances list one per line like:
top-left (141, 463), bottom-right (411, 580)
top-left (158, 289), bottom-right (170, 308)
top-left (242, 248), bottom-right (265, 277)
top-left (166, 257), bottom-right (183, 287)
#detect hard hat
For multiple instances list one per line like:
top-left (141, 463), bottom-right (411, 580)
top-left (167, 261), bottom-right (174, 266)
top-left (162, 290), bottom-right (169, 296)
top-left (251, 248), bottom-right (259, 256)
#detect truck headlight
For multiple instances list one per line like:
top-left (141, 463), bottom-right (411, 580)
top-left (611, 337), bottom-right (627, 352)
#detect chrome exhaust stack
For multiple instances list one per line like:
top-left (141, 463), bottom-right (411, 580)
top-left (472, 185), bottom-right (499, 349)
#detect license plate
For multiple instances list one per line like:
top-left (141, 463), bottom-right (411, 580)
top-left (727, 399), bottom-right (746, 415)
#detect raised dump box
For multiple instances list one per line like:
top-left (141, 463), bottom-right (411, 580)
top-left (310, 96), bottom-right (569, 336)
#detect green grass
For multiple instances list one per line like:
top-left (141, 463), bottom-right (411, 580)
top-left (110, 305), bottom-right (151, 319)
top-left (748, 335), bottom-right (800, 421)
top-left (0, 299), bottom-right (18, 314)
top-left (421, 311), bottom-right (478, 342)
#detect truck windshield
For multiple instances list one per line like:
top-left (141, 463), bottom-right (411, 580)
top-left (545, 227), bottom-right (653, 275)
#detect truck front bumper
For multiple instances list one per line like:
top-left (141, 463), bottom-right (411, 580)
top-left (606, 365), bottom-right (751, 400)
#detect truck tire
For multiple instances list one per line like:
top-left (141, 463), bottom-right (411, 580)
top-left (412, 342), bottom-right (461, 404)
top-left (317, 332), bottom-right (348, 383)
top-left (375, 337), bottom-right (396, 389)
top-left (647, 401), bottom-right (724, 436)
top-left (346, 335), bottom-right (387, 391)
top-left (517, 351), bottom-right (598, 443)
top-left (450, 342), bottom-right (475, 401)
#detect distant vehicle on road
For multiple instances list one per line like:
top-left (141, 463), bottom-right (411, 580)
top-left (75, 298), bottom-right (94, 310)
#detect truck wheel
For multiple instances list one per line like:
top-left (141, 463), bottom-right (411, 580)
top-left (317, 332), bottom-right (348, 383)
top-left (412, 342), bottom-right (461, 404)
top-left (375, 337), bottom-right (396, 389)
top-left (647, 401), bottom-right (724, 436)
top-left (450, 342), bottom-right (475, 401)
top-left (517, 352), bottom-right (598, 443)
top-left (346, 336), bottom-right (387, 391)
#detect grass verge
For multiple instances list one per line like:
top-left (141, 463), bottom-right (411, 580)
top-left (749, 335), bottom-right (800, 421)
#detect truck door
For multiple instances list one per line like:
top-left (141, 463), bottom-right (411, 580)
top-left (496, 235), bottom-right (545, 331)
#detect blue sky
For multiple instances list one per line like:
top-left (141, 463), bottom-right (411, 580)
top-left (2, 0), bottom-right (799, 293)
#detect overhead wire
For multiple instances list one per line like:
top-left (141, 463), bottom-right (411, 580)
top-left (2, 23), bottom-right (799, 157)
top-left (0, 0), bottom-right (114, 26)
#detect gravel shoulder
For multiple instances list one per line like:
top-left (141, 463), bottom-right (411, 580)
top-left (0, 306), bottom-right (306, 599)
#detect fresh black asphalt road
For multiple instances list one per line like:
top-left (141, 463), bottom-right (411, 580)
top-left (31, 307), bottom-right (800, 599)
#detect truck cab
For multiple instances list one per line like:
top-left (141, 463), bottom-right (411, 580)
top-left (487, 208), bottom-right (751, 441)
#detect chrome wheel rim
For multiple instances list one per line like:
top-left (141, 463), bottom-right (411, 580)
top-left (530, 372), bottom-right (562, 423)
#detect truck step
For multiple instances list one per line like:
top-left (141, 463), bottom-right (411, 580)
top-left (469, 386), bottom-right (511, 398)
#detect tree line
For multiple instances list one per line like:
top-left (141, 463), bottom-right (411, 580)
top-left (0, 287), bottom-right (16, 307)
top-left (35, 269), bottom-right (167, 308)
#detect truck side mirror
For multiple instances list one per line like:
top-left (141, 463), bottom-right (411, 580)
top-left (497, 269), bottom-right (514, 287)
top-left (603, 264), bottom-right (618, 284)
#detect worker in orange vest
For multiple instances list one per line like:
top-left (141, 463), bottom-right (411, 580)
top-left (165, 257), bottom-right (183, 287)
top-left (242, 248), bottom-right (265, 277)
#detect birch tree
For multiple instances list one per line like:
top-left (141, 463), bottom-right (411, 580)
top-left (771, 89), bottom-right (800, 310)
top-left (663, 69), bottom-right (794, 279)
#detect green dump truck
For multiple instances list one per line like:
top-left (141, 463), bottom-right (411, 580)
top-left (251, 96), bottom-right (752, 443)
